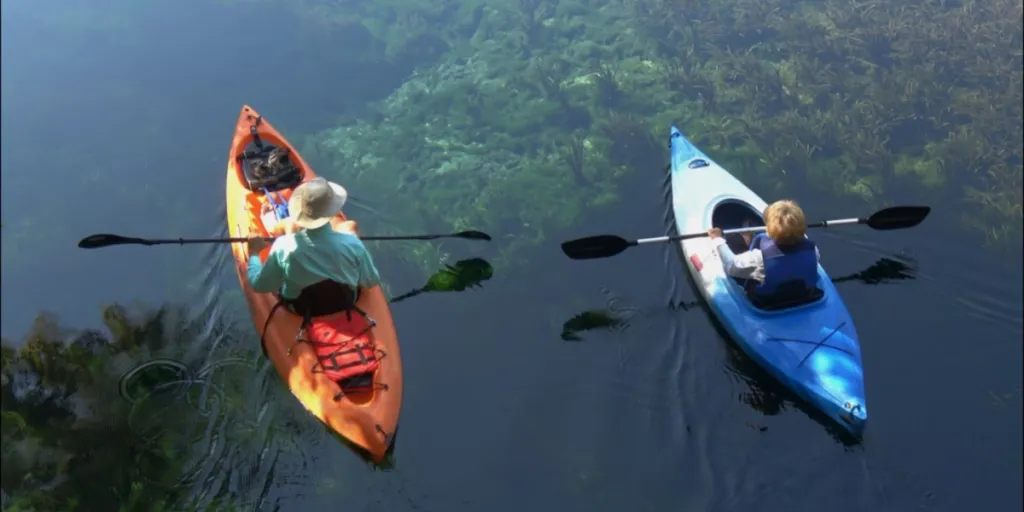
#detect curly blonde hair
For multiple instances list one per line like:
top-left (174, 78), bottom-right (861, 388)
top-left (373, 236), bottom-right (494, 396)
top-left (764, 200), bottom-right (807, 245)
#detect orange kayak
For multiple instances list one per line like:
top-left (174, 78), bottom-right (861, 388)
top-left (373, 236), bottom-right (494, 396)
top-left (225, 105), bottom-right (403, 461)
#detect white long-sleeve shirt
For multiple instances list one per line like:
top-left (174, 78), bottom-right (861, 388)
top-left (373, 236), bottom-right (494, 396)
top-left (712, 237), bottom-right (821, 283)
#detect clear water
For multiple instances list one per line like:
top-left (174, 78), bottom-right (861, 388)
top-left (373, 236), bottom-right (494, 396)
top-left (2, 1), bottom-right (1020, 511)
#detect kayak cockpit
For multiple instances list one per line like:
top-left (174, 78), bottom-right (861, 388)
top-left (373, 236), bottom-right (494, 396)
top-left (233, 134), bottom-right (308, 235)
top-left (712, 200), bottom-right (826, 312)
top-left (237, 139), bottom-right (304, 192)
top-left (712, 200), bottom-right (765, 255)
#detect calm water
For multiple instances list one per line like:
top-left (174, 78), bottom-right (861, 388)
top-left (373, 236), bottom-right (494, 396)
top-left (2, 1), bottom-right (1021, 511)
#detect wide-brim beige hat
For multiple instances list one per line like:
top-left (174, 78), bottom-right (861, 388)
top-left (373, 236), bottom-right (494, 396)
top-left (288, 177), bottom-right (348, 229)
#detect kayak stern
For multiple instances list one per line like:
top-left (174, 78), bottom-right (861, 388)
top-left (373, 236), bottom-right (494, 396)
top-left (784, 317), bottom-right (869, 438)
top-left (721, 275), bottom-right (870, 439)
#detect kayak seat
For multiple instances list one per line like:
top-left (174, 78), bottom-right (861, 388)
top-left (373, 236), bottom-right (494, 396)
top-left (747, 280), bottom-right (825, 311)
top-left (238, 141), bottom-right (303, 192)
top-left (283, 279), bottom-right (362, 317)
top-left (277, 280), bottom-right (386, 401)
top-left (286, 283), bottom-right (382, 391)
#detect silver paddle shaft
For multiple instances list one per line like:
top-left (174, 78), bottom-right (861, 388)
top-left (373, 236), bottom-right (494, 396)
top-left (635, 217), bottom-right (862, 245)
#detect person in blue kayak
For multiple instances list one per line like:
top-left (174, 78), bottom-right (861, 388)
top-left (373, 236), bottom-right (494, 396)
top-left (245, 177), bottom-right (382, 306)
top-left (708, 200), bottom-right (821, 306)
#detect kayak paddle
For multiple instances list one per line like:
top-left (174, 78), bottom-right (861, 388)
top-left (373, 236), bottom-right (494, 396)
top-left (561, 205), bottom-right (931, 260)
top-left (77, 230), bottom-right (492, 249)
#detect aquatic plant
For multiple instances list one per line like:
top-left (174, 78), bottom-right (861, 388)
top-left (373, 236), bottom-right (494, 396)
top-left (2, 307), bottom-right (185, 510)
top-left (642, 0), bottom-right (1022, 250)
top-left (281, 0), bottom-right (1022, 275)
top-left (592, 63), bottom-right (624, 109)
top-left (599, 110), bottom-right (660, 170)
top-left (562, 130), bottom-right (590, 185)
top-left (0, 303), bottom-right (308, 510)
top-left (296, 0), bottom-right (655, 273)
top-left (515, 0), bottom-right (547, 56)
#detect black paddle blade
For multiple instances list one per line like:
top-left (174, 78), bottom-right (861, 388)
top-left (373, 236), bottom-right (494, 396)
top-left (455, 230), bottom-right (492, 241)
top-left (866, 206), bottom-right (931, 230)
top-left (561, 235), bottom-right (631, 260)
top-left (78, 234), bottom-right (147, 249)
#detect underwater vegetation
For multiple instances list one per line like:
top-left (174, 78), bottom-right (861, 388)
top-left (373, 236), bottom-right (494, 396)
top-left (285, 0), bottom-right (1020, 272)
top-left (637, 0), bottom-right (1022, 243)
top-left (0, 303), bottom-right (310, 510)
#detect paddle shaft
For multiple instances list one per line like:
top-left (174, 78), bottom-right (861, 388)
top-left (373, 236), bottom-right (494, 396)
top-left (560, 205), bottom-right (929, 260)
top-left (137, 237), bottom-right (272, 245)
top-left (119, 235), bottom-right (461, 245)
top-left (634, 218), bottom-right (862, 246)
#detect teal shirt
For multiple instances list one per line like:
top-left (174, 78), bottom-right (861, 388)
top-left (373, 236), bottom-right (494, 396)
top-left (246, 224), bottom-right (382, 299)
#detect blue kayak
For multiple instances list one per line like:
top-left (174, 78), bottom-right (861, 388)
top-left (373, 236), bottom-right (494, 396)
top-left (668, 125), bottom-right (867, 437)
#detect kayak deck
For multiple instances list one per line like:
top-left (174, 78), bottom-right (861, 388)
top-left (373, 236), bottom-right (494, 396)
top-left (668, 125), bottom-right (867, 436)
top-left (225, 105), bottom-right (403, 461)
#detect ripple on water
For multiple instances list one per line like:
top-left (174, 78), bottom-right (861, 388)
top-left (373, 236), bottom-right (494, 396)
top-left (821, 229), bottom-right (1023, 337)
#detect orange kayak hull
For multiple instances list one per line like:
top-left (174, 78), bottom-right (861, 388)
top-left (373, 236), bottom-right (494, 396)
top-left (225, 105), bottom-right (403, 461)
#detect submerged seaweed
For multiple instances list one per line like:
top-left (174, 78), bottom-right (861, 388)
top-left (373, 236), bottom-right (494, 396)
top-left (1, 303), bottom-right (326, 509)
top-left (288, 0), bottom-right (1020, 273)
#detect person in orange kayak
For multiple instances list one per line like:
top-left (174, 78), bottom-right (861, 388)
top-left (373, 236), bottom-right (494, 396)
top-left (707, 199), bottom-right (821, 303)
top-left (245, 177), bottom-right (381, 303)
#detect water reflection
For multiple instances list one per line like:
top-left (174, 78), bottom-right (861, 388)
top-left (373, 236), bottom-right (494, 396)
top-left (0, 303), bottom-right (304, 510)
top-left (558, 298), bottom-right (701, 342)
top-left (2, 305), bottom-right (208, 509)
top-left (560, 309), bottom-right (629, 342)
top-left (389, 258), bottom-right (494, 304)
top-left (561, 255), bottom-right (917, 342)
top-left (722, 256), bottom-right (919, 445)
top-left (3, 0), bottom-right (1020, 508)
top-left (830, 256), bottom-right (918, 286)
top-left (0, 259), bottom-right (496, 508)
top-left (717, 331), bottom-right (864, 447)
top-left (559, 256), bottom-right (919, 445)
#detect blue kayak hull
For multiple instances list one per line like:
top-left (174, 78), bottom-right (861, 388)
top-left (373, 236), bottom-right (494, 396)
top-left (668, 125), bottom-right (867, 437)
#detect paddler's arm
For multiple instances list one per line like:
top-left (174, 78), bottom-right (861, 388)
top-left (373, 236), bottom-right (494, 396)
top-left (712, 238), bottom-right (763, 280)
top-left (246, 243), bottom-right (286, 293)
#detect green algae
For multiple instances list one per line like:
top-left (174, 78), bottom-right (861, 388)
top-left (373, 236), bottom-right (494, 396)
top-left (290, 0), bottom-right (1020, 270)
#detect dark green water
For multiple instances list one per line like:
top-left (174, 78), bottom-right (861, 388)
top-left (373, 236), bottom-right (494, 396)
top-left (2, 1), bottom-right (1021, 511)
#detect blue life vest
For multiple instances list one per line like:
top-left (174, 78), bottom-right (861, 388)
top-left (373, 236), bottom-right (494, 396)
top-left (748, 233), bottom-right (819, 297)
